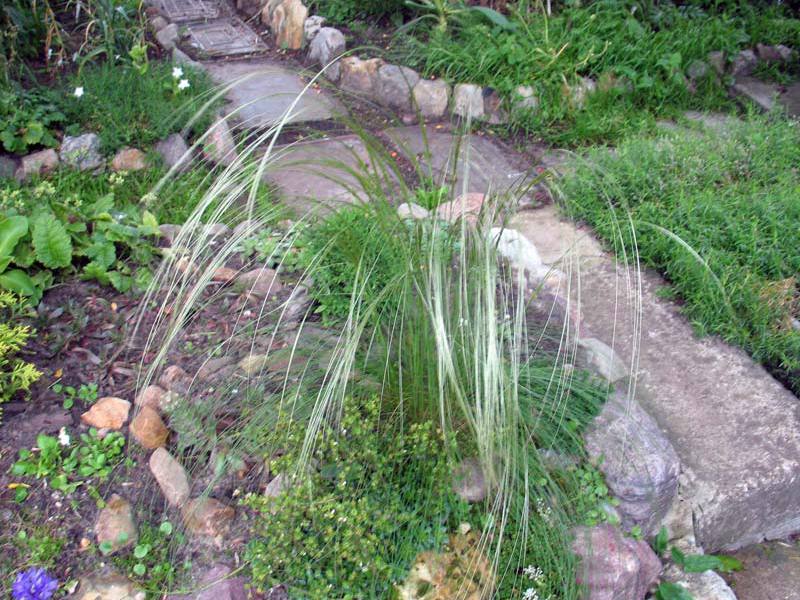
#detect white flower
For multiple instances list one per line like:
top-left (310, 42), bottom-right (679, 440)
top-left (522, 589), bottom-right (538, 600)
top-left (74, 86), bottom-right (84, 98)
top-left (58, 427), bottom-right (71, 447)
top-left (177, 78), bottom-right (190, 90)
top-left (172, 66), bottom-right (184, 79)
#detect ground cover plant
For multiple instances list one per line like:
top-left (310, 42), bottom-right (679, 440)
top-left (390, 0), bottom-right (800, 145)
top-left (560, 113), bottom-right (800, 396)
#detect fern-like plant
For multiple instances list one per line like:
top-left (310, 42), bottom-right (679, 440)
top-left (0, 291), bottom-right (41, 417)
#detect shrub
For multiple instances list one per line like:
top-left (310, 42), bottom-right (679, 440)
top-left (311, 0), bottom-right (407, 23)
top-left (244, 395), bottom-right (466, 598)
top-left (0, 292), bottom-right (41, 415)
top-left (0, 86), bottom-right (65, 155)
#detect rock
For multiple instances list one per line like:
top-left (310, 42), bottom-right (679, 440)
top-left (569, 77), bottom-right (596, 109)
top-left (130, 406), bottom-right (170, 449)
top-left (482, 88), bottom-right (506, 124)
top-left (149, 447), bottom-right (191, 507)
top-left (755, 43), bottom-right (787, 63)
top-left (687, 59), bottom-right (710, 80)
top-left (584, 389), bottom-right (680, 536)
top-left (707, 51), bottom-right (726, 75)
top-left (0, 155), bottom-right (18, 179)
top-left (156, 23), bottom-right (179, 51)
top-left (571, 524), bottom-right (662, 600)
top-left (264, 473), bottom-right (290, 497)
top-left (281, 284), bottom-right (312, 323)
top-left (376, 64), bottom-right (420, 112)
top-left (436, 192), bottom-right (485, 224)
top-left (662, 565), bottom-right (737, 600)
top-left (181, 497), bottom-right (235, 543)
top-left (76, 568), bottom-right (145, 600)
top-left (262, 0), bottom-right (307, 50)
top-left (111, 147), bottom-right (147, 172)
top-left (205, 222), bottom-right (231, 238)
top-left (81, 397), bottom-right (131, 430)
top-left (308, 27), bottom-right (346, 81)
top-left (237, 267), bottom-right (283, 297)
top-left (775, 44), bottom-right (793, 62)
top-left (412, 79), bottom-right (450, 119)
top-left (149, 15), bottom-right (168, 32)
top-left (95, 494), bottom-right (137, 553)
top-left (237, 354), bottom-right (270, 376)
top-left (451, 457), bottom-right (487, 503)
top-left (304, 15), bottom-right (325, 42)
top-left (172, 47), bottom-right (199, 68)
top-left (159, 365), bottom-right (192, 394)
top-left (212, 266), bottom-right (238, 283)
top-left (513, 85), bottom-right (539, 112)
top-left (60, 133), bottom-right (103, 171)
top-left (168, 564), bottom-right (247, 600)
top-left (15, 148), bottom-right (59, 181)
top-left (726, 541), bottom-right (800, 600)
top-left (731, 49), bottom-right (758, 76)
top-left (452, 83), bottom-right (485, 120)
top-left (155, 133), bottom-right (191, 172)
top-left (490, 227), bottom-right (552, 284)
top-left (397, 202), bottom-right (430, 220)
top-left (158, 224), bottom-right (182, 245)
top-left (197, 356), bottom-right (237, 381)
top-left (232, 219), bottom-right (258, 239)
top-left (202, 117), bottom-right (237, 167)
top-left (576, 337), bottom-right (628, 383)
top-left (236, 0), bottom-right (261, 18)
top-left (339, 56), bottom-right (383, 99)
top-left (134, 385), bottom-right (167, 411)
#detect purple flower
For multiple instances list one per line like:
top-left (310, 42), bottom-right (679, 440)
top-left (12, 568), bottom-right (58, 600)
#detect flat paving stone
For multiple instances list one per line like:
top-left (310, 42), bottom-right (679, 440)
top-left (187, 18), bottom-right (266, 57)
top-left (725, 541), bottom-right (800, 600)
top-left (511, 204), bottom-right (800, 552)
top-left (386, 126), bottom-right (537, 204)
top-left (151, 0), bottom-right (220, 21)
top-left (731, 76), bottom-right (800, 117)
top-left (263, 135), bottom-right (375, 216)
top-left (203, 60), bottom-right (344, 128)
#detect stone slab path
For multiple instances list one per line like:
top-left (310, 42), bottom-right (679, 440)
top-left (204, 60), bottom-right (345, 127)
top-left (732, 75), bottom-right (800, 116)
top-left (512, 205), bottom-right (800, 552)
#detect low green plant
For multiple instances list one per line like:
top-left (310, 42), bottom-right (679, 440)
top-left (0, 291), bottom-right (41, 415)
top-left (53, 382), bottom-right (99, 410)
top-left (11, 428), bottom-right (125, 497)
top-left (0, 86), bottom-right (64, 155)
top-left (240, 225), bottom-right (307, 271)
top-left (244, 395), bottom-right (467, 597)
top-left (112, 521), bottom-right (184, 597)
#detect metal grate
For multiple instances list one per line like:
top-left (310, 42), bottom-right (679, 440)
top-left (157, 0), bottom-right (220, 22)
top-left (187, 18), bottom-right (267, 56)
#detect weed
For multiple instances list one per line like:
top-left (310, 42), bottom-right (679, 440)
top-left (52, 382), bottom-right (98, 410)
top-left (112, 521), bottom-right (185, 598)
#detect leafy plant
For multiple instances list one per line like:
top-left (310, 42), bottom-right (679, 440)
top-left (0, 291), bottom-right (41, 415)
top-left (53, 382), bottom-right (98, 410)
top-left (0, 87), bottom-right (64, 155)
top-left (112, 521), bottom-right (184, 597)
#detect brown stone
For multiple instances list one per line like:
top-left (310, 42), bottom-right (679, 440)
top-left (197, 356), bottom-right (237, 381)
top-left (134, 385), bottom-right (166, 412)
top-left (339, 56), bottom-right (384, 99)
top-left (262, 0), bottom-right (307, 50)
top-left (159, 365), bottom-right (191, 394)
top-left (130, 406), bottom-right (170, 449)
top-left (76, 568), bottom-right (145, 600)
top-left (181, 497), bottom-right (235, 543)
top-left (212, 266), bottom-right (239, 283)
top-left (149, 447), bottom-right (190, 507)
top-left (95, 494), bottom-right (137, 553)
top-left (436, 193), bottom-right (486, 224)
top-left (236, 267), bottom-right (282, 298)
top-left (81, 397), bottom-right (131, 430)
top-left (111, 147), bottom-right (147, 172)
top-left (15, 148), bottom-right (59, 181)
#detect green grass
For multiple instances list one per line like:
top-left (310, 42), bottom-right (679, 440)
top-left (561, 113), bottom-right (800, 396)
top-left (57, 61), bottom-right (218, 153)
top-left (393, 1), bottom-right (800, 145)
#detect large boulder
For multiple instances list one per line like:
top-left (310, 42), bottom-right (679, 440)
top-left (262, 0), bottom-right (307, 50)
top-left (412, 79), bottom-right (450, 119)
top-left (339, 56), bottom-right (384, 99)
top-left (572, 524), bottom-right (662, 600)
top-left (60, 133), bottom-right (103, 171)
top-left (584, 388), bottom-right (680, 536)
top-left (376, 64), bottom-right (420, 113)
top-left (308, 27), bottom-right (346, 81)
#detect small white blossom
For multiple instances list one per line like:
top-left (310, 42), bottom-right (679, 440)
top-left (522, 589), bottom-right (538, 600)
top-left (177, 78), bottom-right (190, 90)
top-left (74, 86), bottom-right (84, 98)
top-left (172, 66), bottom-right (184, 79)
top-left (58, 427), bottom-right (71, 446)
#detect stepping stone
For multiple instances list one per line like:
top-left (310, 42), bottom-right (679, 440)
top-left (731, 76), bottom-right (800, 117)
top-left (263, 134), bottom-right (375, 216)
top-left (725, 541), bottom-right (800, 600)
top-left (150, 0), bottom-right (220, 22)
top-left (386, 126), bottom-right (536, 204)
top-left (203, 60), bottom-right (344, 128)
top-left (780, 82), bottom-right (800, 117)
top-left (511, 204), bottom-right (800, 552)
top-left (187, 18), bottom-right (267, 57)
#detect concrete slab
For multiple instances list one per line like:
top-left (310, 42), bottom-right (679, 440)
top-left (385, 126), bottom-right (538, 204)
top-left (263, 135), bottom-right (375, 216)
top-left (186, 18), bottom-right (267, 57)
top-left (725, 541), bottom-right (800, 600)
top-left (152, 0), bottom-right (220, 21)
top-left (511, 205), bottom-right (800, 552)
top-left (203, 60), bottom-right (344, 128)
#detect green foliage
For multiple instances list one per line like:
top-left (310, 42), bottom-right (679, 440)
top-left (655, 582), bottom-right (694, 600)
top-left (11, 428), bottom-right (125, 496)
top-left (0, 171), bottom-right (164, 303)
top-left (245, 396), bottom-right (466, 597)
top-left (312, 0), bottom-right (407, 24)
top-left (562, 114), bottom-right (800, 395)
top-left (0, 292), bottom-right (41, 414)
top-left (112, 521), bottom-right (185, 598)
top-left (240, 224), bottom-right (308, 271)
top-left (12, 529), bottom-right (65, 570)
top-left (670, 546), bottom-right (743, 574)
top-left (53, 382), bottom-right (98, 409)
top-left (0, 86), bottom-right (64, 154)
top-left (59, 61), bottom-right (217, 153)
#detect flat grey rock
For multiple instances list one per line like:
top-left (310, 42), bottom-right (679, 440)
top-left (263, 135), bottom-right (374, 216)
top-left (726, 541), bottom-right (800, 600)
top-left (511, 205), bottom-right (800, 551)
top-left (731, 76), bottom-right (780, 112)
top-left (203, 60), bottom-right (344, 128)
top-left (187, 18), bottom-right (266, 57)
top-left (386, 126), bottom-right (534, 203)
